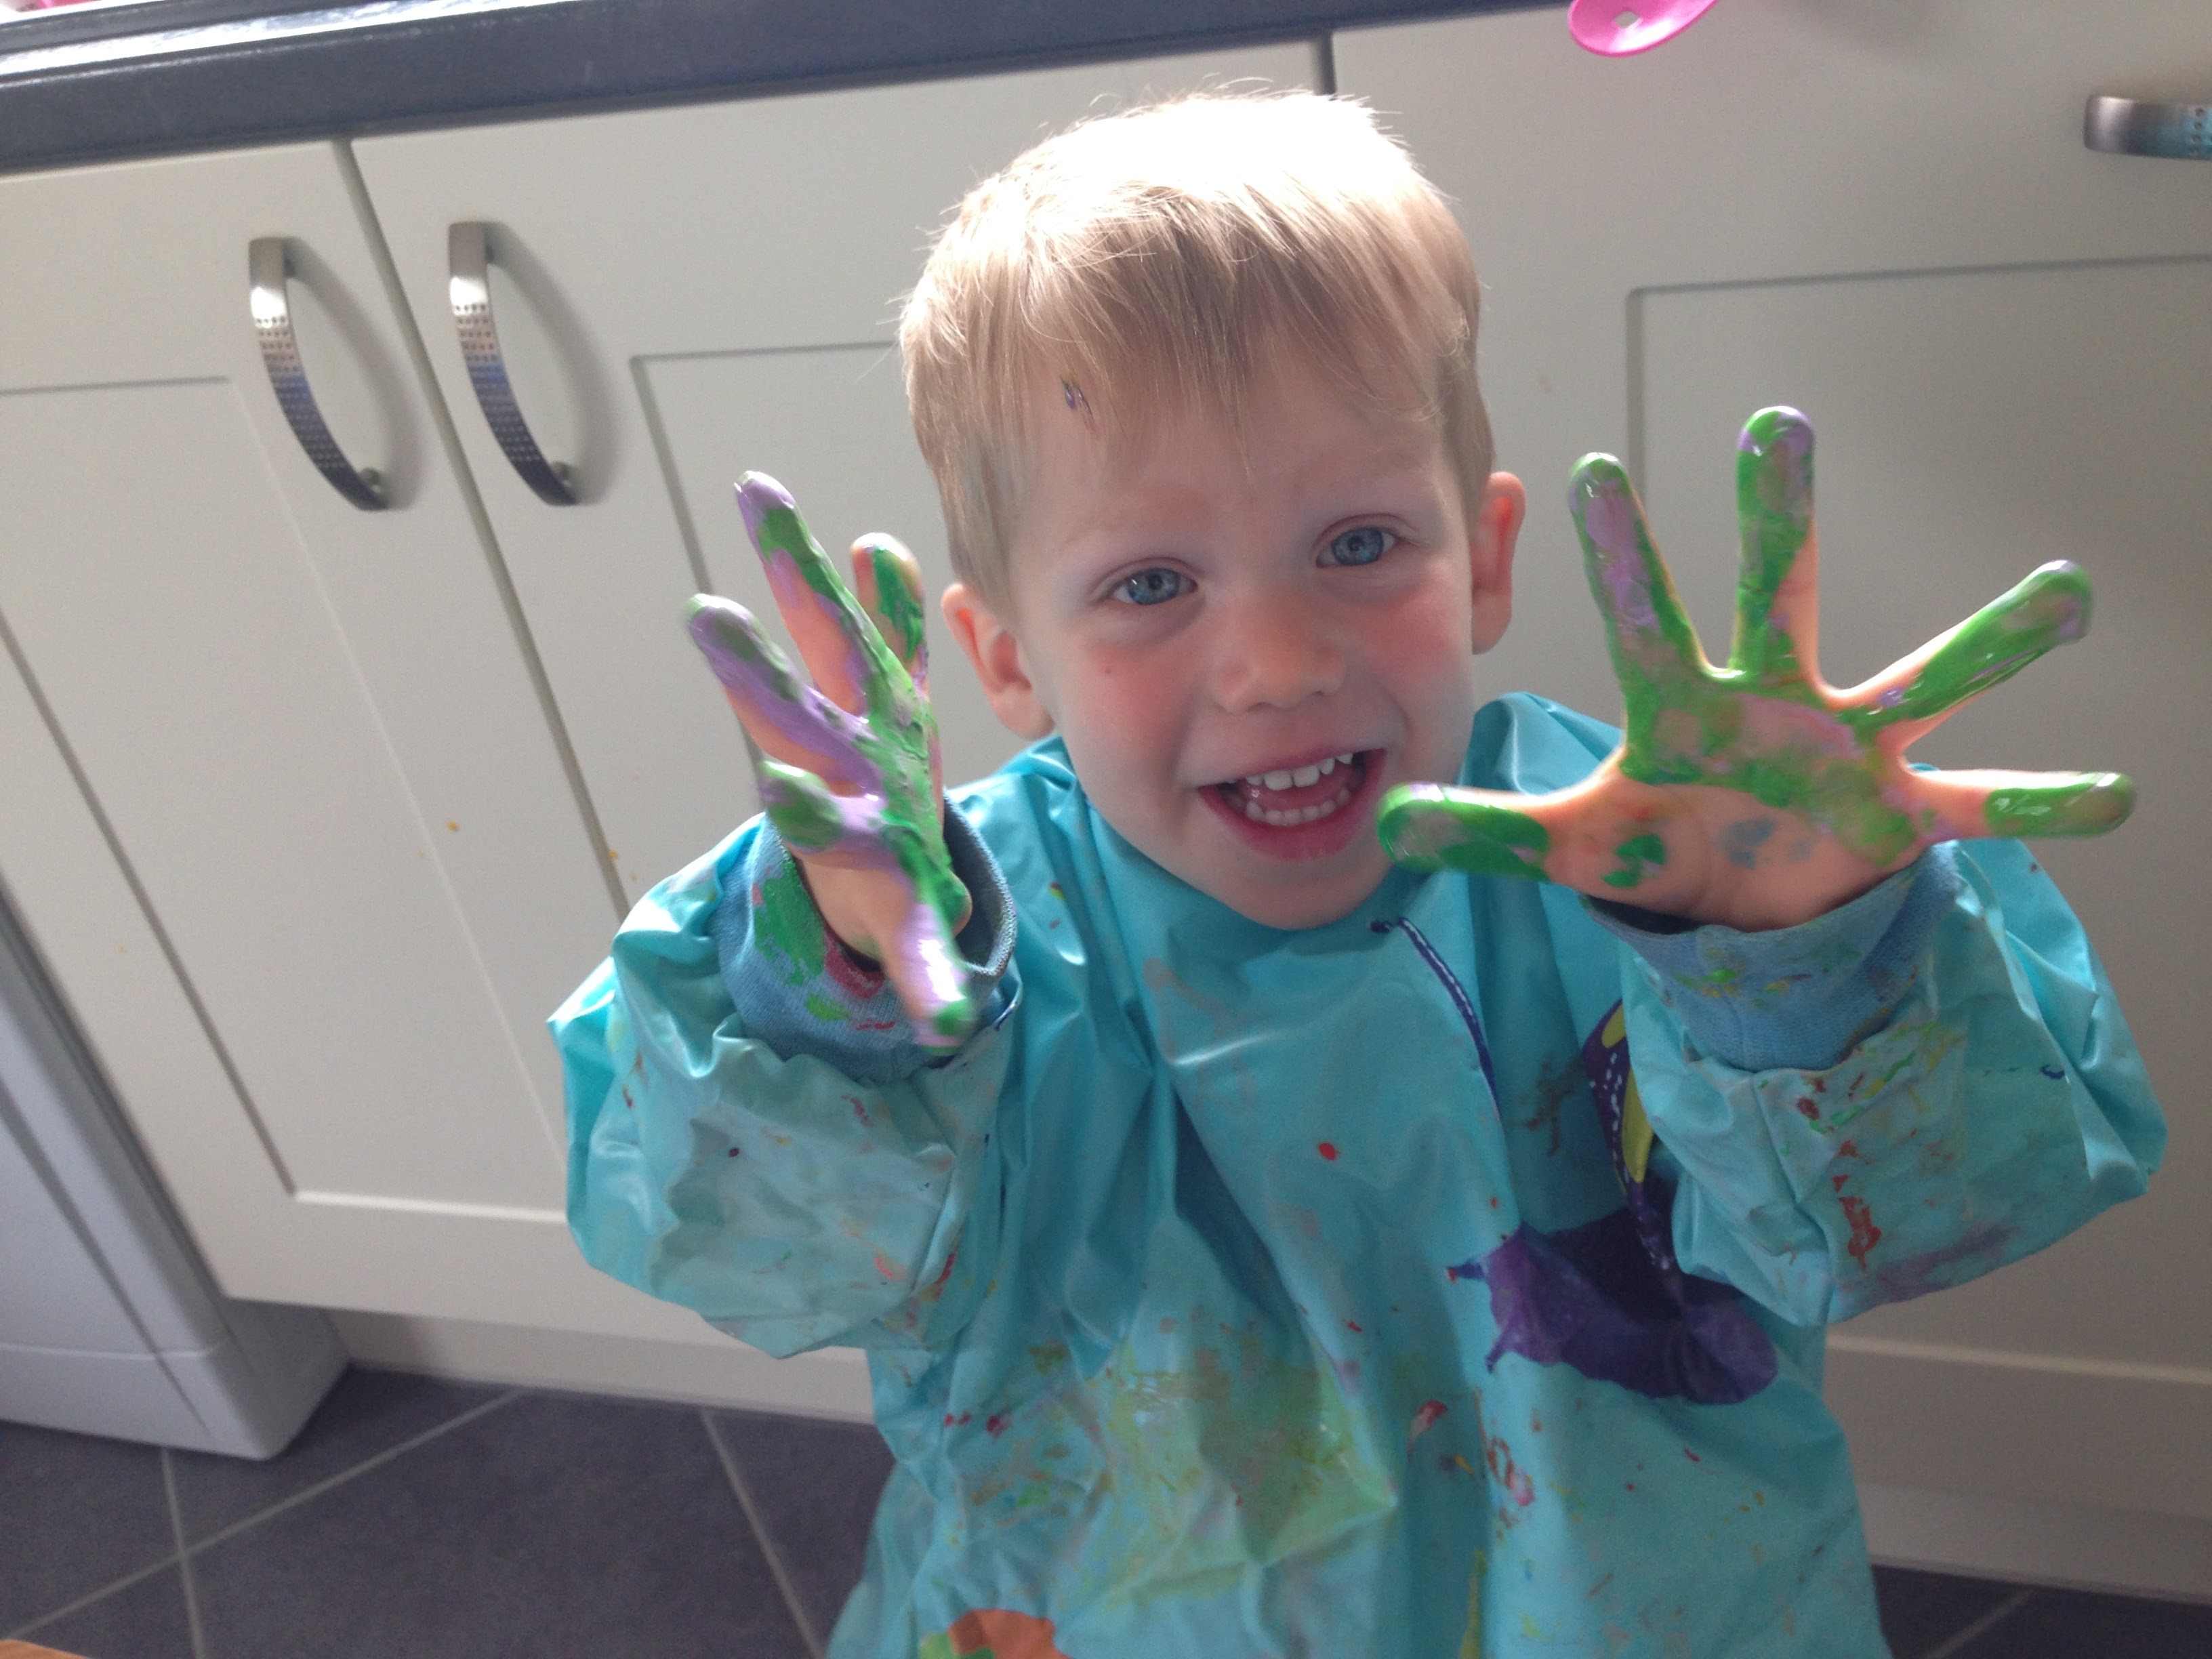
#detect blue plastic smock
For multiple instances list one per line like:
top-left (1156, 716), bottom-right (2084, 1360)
top-left (554, 695), bottom-right (2161, 1658)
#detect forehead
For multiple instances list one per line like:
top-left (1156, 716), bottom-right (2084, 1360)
top-left (1021, 350), bottom-right (1443, 506)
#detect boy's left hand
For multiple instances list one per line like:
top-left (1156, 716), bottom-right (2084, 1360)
top-left (1379, 407), bottom-right (2133, 932)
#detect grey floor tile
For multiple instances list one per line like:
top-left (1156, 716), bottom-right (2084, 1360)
top-left (0, 1422), bottom-right (172, 1633)
top-left (168, 1365), bottom-right (506, 1544)
top-left (1953, 1584), bottom-right (2212, 1658)
top-left (15, 1563), bottom-right (194, 1659)
top-left (710, 1409), bottom-right (893, 1643)
top-left (1872, 1566), bottom-right (2023, 1658)
top-left (190, 1391), bottom-right (806, 1659)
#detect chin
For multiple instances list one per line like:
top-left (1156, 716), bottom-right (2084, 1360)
top-left (1208, 854), bottom-right (1391, 932)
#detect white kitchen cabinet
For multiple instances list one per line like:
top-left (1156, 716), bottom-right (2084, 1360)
top-left (0, 140), bottom-right (648, 1334)
top-left (1336, 0), bottom-right (2211, 1591)
top-left (0, 45), bottom-right (1320, 1383)
top-left (351, 40), bottom-right (1320, 903)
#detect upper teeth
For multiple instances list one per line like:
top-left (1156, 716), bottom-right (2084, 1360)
top-left (1245, 753), bottom-right (1355, 791)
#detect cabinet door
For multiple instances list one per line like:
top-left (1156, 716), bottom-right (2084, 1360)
top-left (0, 142), bottom-right (668, 1336)
top-left (353, 42), bottom-right (1320, 905)
top-left (1337, 0), bottom-right (2210, 1555)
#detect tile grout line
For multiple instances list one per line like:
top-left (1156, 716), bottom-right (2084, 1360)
top-left (703, 1409), bottom-right (824, 1659)
top-left (163, 1448), bottom-right (209, 1659)
top-left (1921, 1587), bottom-right (2036, 1659)
top-left (7, 1551), bottom-right (182, 1643)
top-left (178, 1389), bottom-right (527, 1561)
top-left (5, 1388), bottom-right (525, 1643)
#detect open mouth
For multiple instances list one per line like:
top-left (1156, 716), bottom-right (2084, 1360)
top-left (1214, 751), bottom-right (1369, 827)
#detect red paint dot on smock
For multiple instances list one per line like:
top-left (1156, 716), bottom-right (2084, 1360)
top-left (1318, 1143), bottom-right (1338, 1160)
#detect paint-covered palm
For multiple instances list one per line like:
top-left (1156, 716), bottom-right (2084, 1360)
top-left (1380, 407), bottom-right (2133, 930)
top-left (688, 474), bottom-right (978, 1046)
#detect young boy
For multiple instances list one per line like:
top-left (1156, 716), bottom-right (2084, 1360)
top-left (554, 94), bottom-right (2163, 1658)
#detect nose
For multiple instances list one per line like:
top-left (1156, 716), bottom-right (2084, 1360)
top-left (1208, 581), bottom-right (1345, 712)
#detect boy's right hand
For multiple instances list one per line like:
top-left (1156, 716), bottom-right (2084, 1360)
top-left (687, 474), bottom-right (980, 1048)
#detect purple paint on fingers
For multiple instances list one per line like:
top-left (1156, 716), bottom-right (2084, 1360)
top-left (1582, 491), bottom-right (1661, 632)
top-left (735, 472), bottom-right (798, 541)
top-left (687, 599), bottom-right (883, 794)
top-left (1738, 406), bottom-right (1812, 464)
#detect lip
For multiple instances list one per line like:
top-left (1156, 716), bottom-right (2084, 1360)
top-left (1198, 749), bottom-right (1385, 862)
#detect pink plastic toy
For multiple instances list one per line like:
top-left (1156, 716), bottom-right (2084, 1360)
top-left (1568, 0), bottom-right (1721, 56)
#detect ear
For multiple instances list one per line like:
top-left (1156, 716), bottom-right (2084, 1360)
top-left (941, 581), bottom-right (1055, 740)
top-left (1467, 471), bottom-right (1525, 655)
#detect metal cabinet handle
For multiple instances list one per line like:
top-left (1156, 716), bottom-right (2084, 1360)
top-left (448, 223), bottom-right (577, 506)
top-left (249, 238), bottom-right (386, 511)
top-left (2085, 96), bottom-right (2212, 161)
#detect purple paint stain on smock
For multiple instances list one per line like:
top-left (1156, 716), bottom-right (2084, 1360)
top-left (1460, 1213), bottom-right (1777, 1405)
top-left (1445, 1000), bottom-right (1778, 1405)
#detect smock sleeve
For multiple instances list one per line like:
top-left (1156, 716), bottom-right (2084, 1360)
top-left (551, 808), bottom-right (1017, 1358)
top-left (1592, 839), bottom-right (2164, 1326)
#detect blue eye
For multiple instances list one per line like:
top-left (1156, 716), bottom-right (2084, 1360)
top-left (1115, 569), bottom-right (1191, 607)
top-left (1322, 526), bottom-right (1395, 567)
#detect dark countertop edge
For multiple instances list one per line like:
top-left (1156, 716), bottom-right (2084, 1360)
top-left (0, 0), bottom-right (1559, 178)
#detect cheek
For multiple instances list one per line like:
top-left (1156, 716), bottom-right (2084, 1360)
top-left (1368, 592), bottom-right (1482, 734)
top-left (1055, 646), bottom-right (1189, 783)
top-left (1369, 590), bottom-right (1474, 677)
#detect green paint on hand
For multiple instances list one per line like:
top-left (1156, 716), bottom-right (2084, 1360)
top-left (1568, 412), bottom-right (1929, 868)
top-left (1726, 407), bottom-right (1816, 688)
top-left (759, 758), bottom-right (844, 854)
top-left (1378, 785), bottom-right (1551, 880)
top-left (1378, 409), bottom-right (2138, 904)
top-left (1984, 773), bottom-right (2135, 838)
top-left (863, 537), bottom-right (929, 668)
top-left (1602, 831), bottom-right (1668, 890)
top-left (1846, 560), bottom-right (2091, 731)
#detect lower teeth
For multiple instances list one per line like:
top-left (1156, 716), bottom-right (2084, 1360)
top-left (1241, 781), bottom-right (1355, 827)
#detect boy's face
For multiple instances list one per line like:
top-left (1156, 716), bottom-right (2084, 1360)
top-left (945, 353), bottom-right (1523, 930)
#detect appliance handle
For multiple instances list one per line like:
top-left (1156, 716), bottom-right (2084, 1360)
top-left (2085, 96), bottom-right (2212, 161)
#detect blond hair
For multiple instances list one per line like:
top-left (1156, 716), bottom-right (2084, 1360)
top-left (901, 89), bottom-right (1494, 607)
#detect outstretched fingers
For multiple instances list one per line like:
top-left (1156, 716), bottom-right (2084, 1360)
top-left (1843, 560), bottom-right (2092, 737)
top-left (687, 594), bottom-right (876, 792)
top-left (1727, 407), bottom-right (1821, 689)
top-left (736, 474), bottom-right (912, 723)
